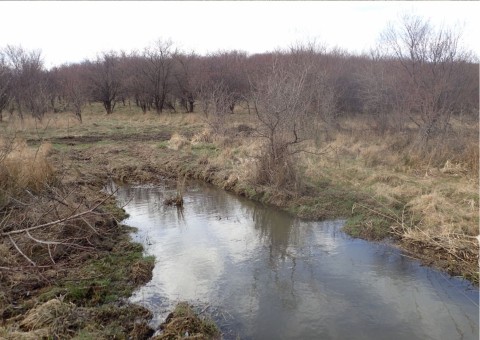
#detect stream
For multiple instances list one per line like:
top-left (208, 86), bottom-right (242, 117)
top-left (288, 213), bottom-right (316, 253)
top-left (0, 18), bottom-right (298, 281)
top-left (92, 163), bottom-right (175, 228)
top-left (112, 181), bottom-right (479, 340)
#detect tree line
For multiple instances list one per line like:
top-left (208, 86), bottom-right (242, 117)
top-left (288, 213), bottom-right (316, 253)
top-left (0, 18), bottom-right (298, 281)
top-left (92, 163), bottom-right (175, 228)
top-left (0, 14), bottom-right (478, 141)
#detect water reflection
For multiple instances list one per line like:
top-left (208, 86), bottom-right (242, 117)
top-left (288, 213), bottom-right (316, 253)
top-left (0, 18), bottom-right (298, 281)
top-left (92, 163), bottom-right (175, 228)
top-left (115, 182), bottom-right (479, 340)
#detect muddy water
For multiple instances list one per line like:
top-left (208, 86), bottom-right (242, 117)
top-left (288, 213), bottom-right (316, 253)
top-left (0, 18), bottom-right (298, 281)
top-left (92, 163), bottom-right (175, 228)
top-left (113, 182), bottom-right (479, 340)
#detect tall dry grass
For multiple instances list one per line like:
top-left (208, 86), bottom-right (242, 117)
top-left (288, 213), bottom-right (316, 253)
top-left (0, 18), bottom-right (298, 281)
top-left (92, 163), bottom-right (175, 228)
top-left (0, 138), bottom-right (54, 202)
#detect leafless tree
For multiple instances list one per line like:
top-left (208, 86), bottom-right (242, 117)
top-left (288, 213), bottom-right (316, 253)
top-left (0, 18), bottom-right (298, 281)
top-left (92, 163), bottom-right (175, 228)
top-left (57, 64), bottom-right (88, 122)
top-left (251, 59), bottom-right (313, 188)
top-left (208, 51), bottom-right (249, 113)
top-left (174, 52), bottom-right (199, 113)
top-left (2, 45), bottom-right (49, 120)
top-left (0, 51), bottom-right (12, 122)
top-left (141, 39), bottom-right (177, 114)
top-left (203, 81), bottom-right (234, 134)
top-left (380, 14), bottom-right (474, 141)
top-left (88, 52), bottom-right (124, 114)
top-left (355, 52), bottom-right (401, 133)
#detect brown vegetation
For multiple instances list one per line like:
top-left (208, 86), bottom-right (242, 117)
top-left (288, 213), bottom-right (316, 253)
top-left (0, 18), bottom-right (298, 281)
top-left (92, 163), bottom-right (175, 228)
top-left (154, 302), bottom-right (219, 340)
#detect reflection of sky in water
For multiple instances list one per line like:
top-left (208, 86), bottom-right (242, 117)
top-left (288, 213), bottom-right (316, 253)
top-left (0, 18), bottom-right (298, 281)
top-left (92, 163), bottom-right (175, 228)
top-left (114, 182), bottom-right (479, 340)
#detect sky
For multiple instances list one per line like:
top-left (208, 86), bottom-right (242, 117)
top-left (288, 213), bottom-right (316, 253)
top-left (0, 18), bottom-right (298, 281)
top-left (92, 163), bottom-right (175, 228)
top-left (0, 1), bottom-right (478, 69)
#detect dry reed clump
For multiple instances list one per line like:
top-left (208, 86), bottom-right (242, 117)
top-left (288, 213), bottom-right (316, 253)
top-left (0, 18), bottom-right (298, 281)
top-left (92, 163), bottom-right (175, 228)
top-left (154, 302), bottom-right (219, 340)
top-left (0, 140), bottom-right (54, 196)
top-left (130, 259), bottom-right (154, 284)
top-left (19, 298), bottom-right (77, 333)
top-left (387, 186), bottom-right (479, 277)
top-left (254, 148), bottom-right (301, 191)
top-left (191, 129), bottom-right (213, 145)
top-left (325, 117), bottom-right (479, 176)
top-left (168, 133), bottom-right (190, 151)
top-left (164, 177), bottom-right (186, 207)
top-left (440, 160), bottom-right (469, 176)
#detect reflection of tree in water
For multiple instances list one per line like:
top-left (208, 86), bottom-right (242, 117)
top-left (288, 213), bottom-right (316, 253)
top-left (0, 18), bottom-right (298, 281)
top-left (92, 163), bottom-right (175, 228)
top-left (252, 206), bottom-right (296, 264)
top-left (249, 205), bottom-right (305, 312)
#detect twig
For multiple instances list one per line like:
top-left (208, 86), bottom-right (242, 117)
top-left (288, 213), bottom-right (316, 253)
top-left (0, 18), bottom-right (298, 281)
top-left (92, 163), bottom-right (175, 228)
top-left (8, 235), bottom-right (36, 266)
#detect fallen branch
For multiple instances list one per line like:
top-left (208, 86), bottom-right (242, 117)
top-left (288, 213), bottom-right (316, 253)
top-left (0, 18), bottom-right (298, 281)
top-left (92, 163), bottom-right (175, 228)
top-left (9, 235), bottom-right (36, 266)
top-left (0, 190), bottom-right (116, 238)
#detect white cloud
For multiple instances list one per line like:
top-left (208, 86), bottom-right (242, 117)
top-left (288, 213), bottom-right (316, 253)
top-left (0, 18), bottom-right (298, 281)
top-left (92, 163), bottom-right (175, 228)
top-left (0, 1), bottom-right (478, 68)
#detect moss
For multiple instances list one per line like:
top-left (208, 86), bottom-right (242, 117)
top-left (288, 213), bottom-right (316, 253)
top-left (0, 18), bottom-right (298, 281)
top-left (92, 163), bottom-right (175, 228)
top-left (100, 198), bottom-right (129, 220)
top-left (35, 237), bottom-right (153, 309)
top-left (344, 202), bottom-right (403, 241)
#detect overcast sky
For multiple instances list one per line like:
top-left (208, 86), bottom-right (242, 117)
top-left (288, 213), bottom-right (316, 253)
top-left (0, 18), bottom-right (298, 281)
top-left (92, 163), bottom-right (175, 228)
top-left (0, 1), bottom-right (478, 68)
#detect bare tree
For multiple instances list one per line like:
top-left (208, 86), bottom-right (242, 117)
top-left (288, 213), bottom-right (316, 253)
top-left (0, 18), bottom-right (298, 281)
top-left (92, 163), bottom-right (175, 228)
top-left (355, 52), bottom-right (401, 133)
top-left (123, 53), bottom-right (151, 113)
top-left (0, 51), bottom-right (12, 121)
top-left (141, 40), bottom-right (177, 114)
top-left (3, 45), bottom-right (49, 120)
top-left (207, 51), bottom-right (249, 113)
top-left (57, 64), bottom-right (88, 122)
top-left (88, 52), bottom-right (124, 114)
top-left (174, 52), bottom-right (199, 113)
top-left (381, 14), bottom-right (474, 141)
top-left (203, 81), bottom-right (234, 134)
top-left (251, 59), bottom-right (313, 188)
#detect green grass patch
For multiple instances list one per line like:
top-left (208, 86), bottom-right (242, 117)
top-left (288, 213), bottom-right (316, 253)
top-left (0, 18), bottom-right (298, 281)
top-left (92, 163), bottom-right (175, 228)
top-left (191, 142), bottom-right (219, 155)
top-left (37, 235), bottom-right (153, 308)
top-left (158, 141), bottom-right (169, 149)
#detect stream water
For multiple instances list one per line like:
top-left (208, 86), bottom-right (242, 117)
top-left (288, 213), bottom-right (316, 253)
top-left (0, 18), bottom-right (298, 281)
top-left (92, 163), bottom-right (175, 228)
top-left (112, 181), bottom-right (479, 340)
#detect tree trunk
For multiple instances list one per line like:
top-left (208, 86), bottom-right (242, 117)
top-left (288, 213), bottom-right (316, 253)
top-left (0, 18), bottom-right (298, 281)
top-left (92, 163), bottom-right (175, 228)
top-left (104, 100), bottom-right (113, 114)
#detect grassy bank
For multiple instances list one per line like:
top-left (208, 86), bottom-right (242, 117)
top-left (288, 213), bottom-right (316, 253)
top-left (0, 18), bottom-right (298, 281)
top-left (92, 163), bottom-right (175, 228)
top-left (0, 130), bottom-right (156, 338)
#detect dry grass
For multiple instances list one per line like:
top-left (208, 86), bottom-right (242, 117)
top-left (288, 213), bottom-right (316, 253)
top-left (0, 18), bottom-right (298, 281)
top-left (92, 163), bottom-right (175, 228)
top-left (191, 128), bottom-right (213, 145)
top-left (0, 140), bottom-right (54, 195)
top-left (303, 116), bottom-right (478, 279)
top-left (154, 302), bottom-right (219, 340)
top-left (0, 136), bottom-right (55, 213)
top-left (19, 298), bottom-right (76, 333)
top-left (168, 133), bottom-right (190, 151)
top-left (4, 113), bottom-right (82, 133)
